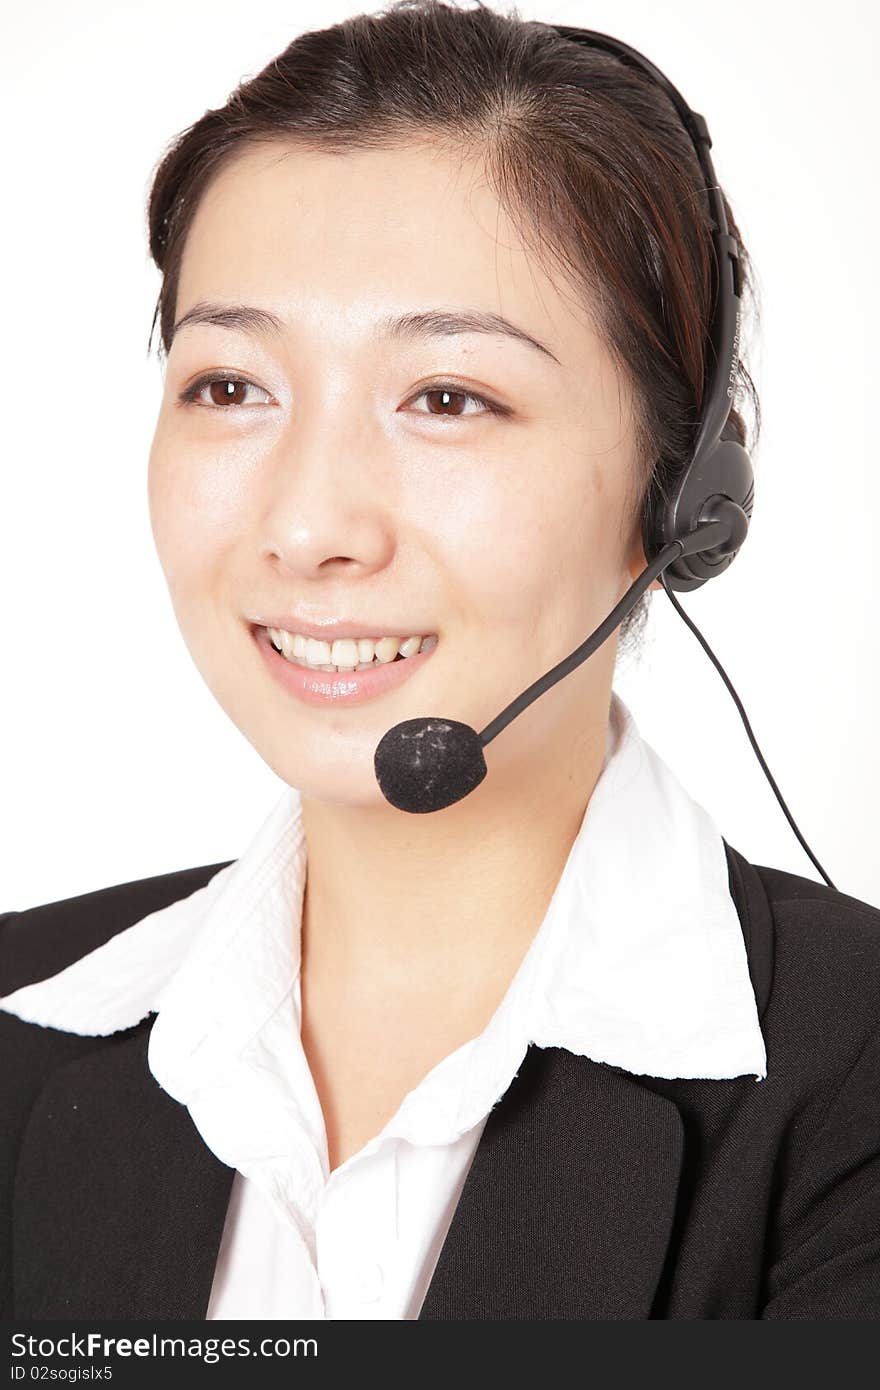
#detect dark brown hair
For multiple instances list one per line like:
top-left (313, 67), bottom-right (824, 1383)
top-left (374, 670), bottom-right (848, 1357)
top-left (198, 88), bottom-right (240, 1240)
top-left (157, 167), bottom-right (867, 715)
top-left (146, 0), bottom-right (760, 656)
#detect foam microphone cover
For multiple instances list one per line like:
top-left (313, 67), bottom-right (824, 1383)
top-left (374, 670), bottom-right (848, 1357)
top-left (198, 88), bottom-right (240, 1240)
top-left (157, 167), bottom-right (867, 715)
top-left (374, 716), bottom-right (488, 813)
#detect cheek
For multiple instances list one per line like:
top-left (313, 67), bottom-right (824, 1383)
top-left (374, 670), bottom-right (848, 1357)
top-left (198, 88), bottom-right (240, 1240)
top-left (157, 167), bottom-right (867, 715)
top-left (428, 454), bottom-right (604, 634)
top-left (419, 466), bottom-right (543, 624)
top-left (147, 436), bottom-right (244, 594)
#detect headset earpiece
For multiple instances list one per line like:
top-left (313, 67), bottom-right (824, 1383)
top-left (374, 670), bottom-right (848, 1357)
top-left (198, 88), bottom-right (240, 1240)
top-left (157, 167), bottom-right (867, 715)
top-left (642, 436), bottom-right (755, 591)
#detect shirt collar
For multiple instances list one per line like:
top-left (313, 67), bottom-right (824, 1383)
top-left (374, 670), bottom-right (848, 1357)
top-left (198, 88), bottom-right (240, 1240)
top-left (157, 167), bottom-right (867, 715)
top-left (0, 691), bottom-right (768, 1131)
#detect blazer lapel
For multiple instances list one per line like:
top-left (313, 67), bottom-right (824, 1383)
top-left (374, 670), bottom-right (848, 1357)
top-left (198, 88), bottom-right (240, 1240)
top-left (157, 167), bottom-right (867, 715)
top-left (14, 1027), bottom-right (686, 1321)
top-left (421, 842), bottom-right (765, 1319)
top-left (13, 1015), bottom-right (235, 1320)
top-left (419, 1044), bottom-right (685, 1319)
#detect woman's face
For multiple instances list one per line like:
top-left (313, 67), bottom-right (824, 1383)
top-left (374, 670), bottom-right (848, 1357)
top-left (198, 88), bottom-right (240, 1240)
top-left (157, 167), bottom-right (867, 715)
top-left (148, 140), bottom-right (651, 810)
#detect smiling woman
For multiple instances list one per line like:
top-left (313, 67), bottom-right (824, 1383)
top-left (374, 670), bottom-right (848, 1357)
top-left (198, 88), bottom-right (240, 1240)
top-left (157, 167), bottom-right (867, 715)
top-left (2, 0), bottom-right (879, 1331)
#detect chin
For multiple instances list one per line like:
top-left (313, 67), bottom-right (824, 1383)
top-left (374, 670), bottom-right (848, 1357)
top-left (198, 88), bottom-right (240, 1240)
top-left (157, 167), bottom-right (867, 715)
top-left (253, 740), bottom-right (394, 810)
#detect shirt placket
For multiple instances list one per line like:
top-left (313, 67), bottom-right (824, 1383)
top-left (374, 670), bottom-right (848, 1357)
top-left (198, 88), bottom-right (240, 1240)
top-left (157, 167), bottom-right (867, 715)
top-left (315, 1138), bottom-right (400, 1319)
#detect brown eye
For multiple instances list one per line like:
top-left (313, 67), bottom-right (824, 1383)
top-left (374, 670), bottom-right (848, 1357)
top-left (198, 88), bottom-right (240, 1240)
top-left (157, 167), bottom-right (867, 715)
top-left (410, 385), bottom-right (502, 418)
top-left (207, 379), bottom-right (249, 407)
top-left (179, 375), bottom-right (272, 409)
top-left (424, 388), bottom-right (468, 415)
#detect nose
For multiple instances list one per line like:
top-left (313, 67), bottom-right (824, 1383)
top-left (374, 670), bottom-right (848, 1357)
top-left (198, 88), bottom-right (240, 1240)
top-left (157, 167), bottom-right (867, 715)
top-left (258, 394), bottom-right (397, 582)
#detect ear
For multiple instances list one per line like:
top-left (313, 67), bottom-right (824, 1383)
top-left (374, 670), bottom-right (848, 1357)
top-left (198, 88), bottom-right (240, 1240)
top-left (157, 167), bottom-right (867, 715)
top-left (626, 529), bottom-right (663, 591)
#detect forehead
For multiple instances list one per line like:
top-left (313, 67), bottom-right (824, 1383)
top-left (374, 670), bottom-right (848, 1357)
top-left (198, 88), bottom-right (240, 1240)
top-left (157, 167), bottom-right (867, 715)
top-left (175, 140), bottom-right (600, 361)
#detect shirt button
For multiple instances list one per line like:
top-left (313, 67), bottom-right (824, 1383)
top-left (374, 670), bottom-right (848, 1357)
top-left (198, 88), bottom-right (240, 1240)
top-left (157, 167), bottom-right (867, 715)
top-left (355, 1260), bottom-right (384, 1303)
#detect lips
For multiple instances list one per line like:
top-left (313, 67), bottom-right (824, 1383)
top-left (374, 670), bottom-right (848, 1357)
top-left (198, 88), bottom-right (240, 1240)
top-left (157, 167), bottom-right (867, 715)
top-left (251, 621), bottom-right (438, 708)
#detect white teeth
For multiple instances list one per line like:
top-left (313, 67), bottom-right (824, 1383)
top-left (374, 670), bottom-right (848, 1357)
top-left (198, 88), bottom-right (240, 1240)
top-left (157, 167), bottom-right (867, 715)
top-left (374, 636), bottom-right (403, 665)
top-left (330, 638), bottom-right (360, 669)
top-left (306, 636), bottom-right (332, 666)
top-left (266, 627), bottom-right (437, 672)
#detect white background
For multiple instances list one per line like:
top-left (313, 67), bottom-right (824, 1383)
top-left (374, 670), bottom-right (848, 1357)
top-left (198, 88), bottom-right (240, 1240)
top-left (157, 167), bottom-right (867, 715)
top-left (2, 0), bottom-right (877, 910)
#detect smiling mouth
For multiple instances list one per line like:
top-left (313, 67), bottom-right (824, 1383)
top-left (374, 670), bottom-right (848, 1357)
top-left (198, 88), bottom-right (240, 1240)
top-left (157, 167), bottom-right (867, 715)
top-left (250, 621), bottom-right (440, 706)
top-left (258, 625), bottom-right (439, 673)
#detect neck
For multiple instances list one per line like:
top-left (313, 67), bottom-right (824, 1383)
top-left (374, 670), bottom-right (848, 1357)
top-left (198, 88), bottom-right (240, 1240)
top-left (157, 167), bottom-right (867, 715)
top-left (298, 699), bottom-right (612, 999)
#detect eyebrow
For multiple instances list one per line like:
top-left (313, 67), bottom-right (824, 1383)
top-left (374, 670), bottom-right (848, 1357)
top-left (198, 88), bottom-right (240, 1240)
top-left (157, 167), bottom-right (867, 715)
top-left (169, 300), bottom-right (561, 364)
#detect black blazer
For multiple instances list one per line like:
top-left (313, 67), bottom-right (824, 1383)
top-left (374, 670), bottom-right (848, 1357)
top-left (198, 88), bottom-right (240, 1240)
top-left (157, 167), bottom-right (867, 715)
top-left (1, 842), bottom-right (879, 1321)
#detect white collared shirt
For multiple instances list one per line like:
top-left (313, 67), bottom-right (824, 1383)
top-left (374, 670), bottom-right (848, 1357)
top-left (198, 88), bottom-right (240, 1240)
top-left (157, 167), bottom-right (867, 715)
top-left (0, 691), bottom-right (767, 1319)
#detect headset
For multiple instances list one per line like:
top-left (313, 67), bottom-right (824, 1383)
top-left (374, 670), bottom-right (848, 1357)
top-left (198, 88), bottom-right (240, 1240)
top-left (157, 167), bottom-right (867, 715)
top-left (373, 25), bottom-right (836, 891)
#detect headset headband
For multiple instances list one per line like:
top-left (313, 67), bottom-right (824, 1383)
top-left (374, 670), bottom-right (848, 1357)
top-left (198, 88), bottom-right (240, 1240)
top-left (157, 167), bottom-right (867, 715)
top-left (551, 25), bottom-right (743, 464)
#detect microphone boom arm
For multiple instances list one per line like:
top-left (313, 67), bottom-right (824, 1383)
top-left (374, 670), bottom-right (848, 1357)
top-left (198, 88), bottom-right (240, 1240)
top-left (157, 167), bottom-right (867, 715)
top-left (478, 529), bottom-right (718, 748)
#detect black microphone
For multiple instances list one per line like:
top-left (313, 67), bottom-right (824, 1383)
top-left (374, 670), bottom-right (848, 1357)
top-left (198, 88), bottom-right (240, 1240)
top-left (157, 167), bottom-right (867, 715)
top-left (373, 518), bottom-right (733, 813)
